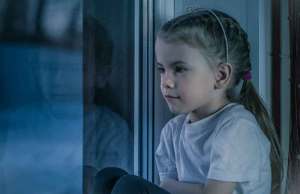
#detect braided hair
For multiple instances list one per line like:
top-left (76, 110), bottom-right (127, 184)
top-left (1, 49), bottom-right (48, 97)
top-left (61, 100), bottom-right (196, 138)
top-left (157, 9), bottom-right (282, 191)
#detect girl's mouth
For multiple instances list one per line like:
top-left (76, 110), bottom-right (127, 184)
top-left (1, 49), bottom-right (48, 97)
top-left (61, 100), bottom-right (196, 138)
top-left (165, 95), bottom-right (180, 99)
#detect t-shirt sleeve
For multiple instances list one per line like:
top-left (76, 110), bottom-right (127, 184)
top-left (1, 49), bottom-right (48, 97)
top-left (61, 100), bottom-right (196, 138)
top-left (207, 117), bottom-right (264, 182)
top-left (155, 122), bottom-right (178, 181)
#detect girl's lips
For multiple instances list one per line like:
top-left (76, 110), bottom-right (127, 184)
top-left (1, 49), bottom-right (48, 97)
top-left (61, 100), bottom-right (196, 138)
top-left (165, 95), bottom-right (180, 99)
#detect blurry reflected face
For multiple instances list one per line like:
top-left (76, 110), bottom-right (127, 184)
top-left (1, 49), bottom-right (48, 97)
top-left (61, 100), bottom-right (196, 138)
top-left (37, 58), bottom-right (82, 103)
top-left (83, 43), bottom-right (111, 106)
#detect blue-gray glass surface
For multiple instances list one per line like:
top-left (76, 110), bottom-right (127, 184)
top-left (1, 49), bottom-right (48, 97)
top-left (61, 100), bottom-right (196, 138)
top-left (0, 44), bottom-right (83, 194)
top-left (0, 1), bottom-right (84, 193)
top-left (82, 3), bottom-right (134, 191)
top-left (0, 0), bottom-right (134, 193)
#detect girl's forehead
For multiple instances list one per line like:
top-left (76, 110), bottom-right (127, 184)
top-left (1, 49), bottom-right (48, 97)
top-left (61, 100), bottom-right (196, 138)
top-left (155, 37), bottom-right (208, 66)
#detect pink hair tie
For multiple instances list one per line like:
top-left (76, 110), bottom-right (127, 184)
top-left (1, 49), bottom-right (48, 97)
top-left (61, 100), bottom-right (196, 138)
top-left (243, 70), bottom-right (252, 80)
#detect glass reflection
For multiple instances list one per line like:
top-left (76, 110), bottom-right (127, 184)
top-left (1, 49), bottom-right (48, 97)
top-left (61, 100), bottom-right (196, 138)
top-left (0, 1), bottom-right (82, 194)
top-left (83, 14), bottom-right (133, 194)
top-left (83, 0), bottom-right (134, 193)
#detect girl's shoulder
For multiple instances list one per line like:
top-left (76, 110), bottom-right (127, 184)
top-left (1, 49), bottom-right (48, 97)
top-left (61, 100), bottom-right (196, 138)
top-left (214, 103), bottom-right (269, 145)
top-left (161, 113), bottom-right (187, 137)
top-left (217, 103), bottom-right (258, 126)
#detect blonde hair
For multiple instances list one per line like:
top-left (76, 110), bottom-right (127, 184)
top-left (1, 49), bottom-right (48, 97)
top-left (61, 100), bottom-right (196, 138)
top-left (157, 9), bottom-right (282, 190)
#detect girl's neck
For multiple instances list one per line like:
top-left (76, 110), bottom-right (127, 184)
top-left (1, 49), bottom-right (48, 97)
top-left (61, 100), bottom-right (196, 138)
top-left (188, 98), bottom-right (230, 123)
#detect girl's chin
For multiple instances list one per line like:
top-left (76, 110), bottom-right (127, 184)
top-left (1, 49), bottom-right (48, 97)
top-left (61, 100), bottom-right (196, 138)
top-left (168, 105), bottom-right (186, 114)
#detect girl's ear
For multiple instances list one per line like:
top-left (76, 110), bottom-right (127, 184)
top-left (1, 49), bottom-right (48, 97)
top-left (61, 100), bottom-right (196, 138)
top-left (214, 63), bottom-right (232, 89)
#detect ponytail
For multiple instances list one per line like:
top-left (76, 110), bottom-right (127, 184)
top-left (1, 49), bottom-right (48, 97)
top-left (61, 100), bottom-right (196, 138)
top-left (239, 80), bottom-right (283, 191)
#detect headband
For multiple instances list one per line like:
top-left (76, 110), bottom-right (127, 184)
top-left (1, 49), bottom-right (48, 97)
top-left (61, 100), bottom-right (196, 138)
top-left (189, 9), bottom-right (229, 64)
top-left (189, 9), bottom-right (252, 81)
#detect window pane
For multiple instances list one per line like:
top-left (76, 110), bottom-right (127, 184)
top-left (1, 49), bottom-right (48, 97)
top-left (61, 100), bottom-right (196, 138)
top-left (83, 0), bottom-right (134, 193)
top-left (0, 1), bottom-right (82, 194)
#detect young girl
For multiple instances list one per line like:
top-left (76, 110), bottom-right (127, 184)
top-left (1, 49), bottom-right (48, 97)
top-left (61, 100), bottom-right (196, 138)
top-left (91, 9), bottom-right (282, 194)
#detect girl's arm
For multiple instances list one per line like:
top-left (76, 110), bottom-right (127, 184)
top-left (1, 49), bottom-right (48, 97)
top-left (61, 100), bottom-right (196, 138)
top-left (160, 178), bottom-right (236, 194)
top-left (203, 179), bottom-right (236, 194)
top-left (160, 178), bottom-right (204, 194)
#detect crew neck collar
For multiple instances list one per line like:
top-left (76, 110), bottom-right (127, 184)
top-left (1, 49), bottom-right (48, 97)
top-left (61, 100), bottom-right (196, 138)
top-left (184, 102), bottom-right (238, 127)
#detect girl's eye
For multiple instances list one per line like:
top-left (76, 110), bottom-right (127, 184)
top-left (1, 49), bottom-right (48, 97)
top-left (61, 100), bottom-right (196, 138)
top-left (175, 66), bottom-right (186, 73)
top-left (156, 66), bottom-right (165, 74)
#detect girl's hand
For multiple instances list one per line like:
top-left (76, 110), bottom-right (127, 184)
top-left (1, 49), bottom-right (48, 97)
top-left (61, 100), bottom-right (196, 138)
top-left (160, 178), bottom-right (236, 194)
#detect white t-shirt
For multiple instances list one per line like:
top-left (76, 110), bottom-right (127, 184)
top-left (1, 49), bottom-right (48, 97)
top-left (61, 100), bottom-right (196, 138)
top-left (155, 103), bottom-right (271, 194)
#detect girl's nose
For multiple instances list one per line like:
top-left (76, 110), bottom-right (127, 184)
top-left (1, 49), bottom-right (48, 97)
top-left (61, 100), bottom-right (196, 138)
top-left (162, 73), bottom-right (175, 89)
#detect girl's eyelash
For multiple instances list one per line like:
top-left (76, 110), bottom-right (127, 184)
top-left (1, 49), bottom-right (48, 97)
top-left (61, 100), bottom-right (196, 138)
top-left (155, 65), bottom-right (187, 74)
top-left (156, 66), bottom-right (165, 73)
top-left (175, 66), bottom-right (187, 73)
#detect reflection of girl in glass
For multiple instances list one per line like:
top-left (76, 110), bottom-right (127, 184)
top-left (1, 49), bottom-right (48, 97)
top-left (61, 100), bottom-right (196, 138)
top-left (83, 15), bottom-right (132, 194)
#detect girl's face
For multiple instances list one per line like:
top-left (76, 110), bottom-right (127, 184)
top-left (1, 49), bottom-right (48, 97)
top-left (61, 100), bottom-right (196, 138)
top-left (155, 37), bottom-right (219, 116)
